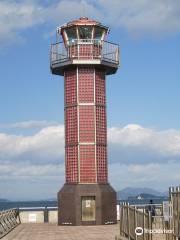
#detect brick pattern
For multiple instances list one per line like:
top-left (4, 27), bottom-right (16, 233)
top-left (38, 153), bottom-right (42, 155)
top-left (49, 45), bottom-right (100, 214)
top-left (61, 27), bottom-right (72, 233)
top-left (64, 67), bottom-right (108, 184)
top-left (65, 146), bottom-right (78, 183)
top-left (79, 68), bottom-right (94, 103)
top-left (65, 69), bottom-right (77, 105)
top-left (96, 106), bottom-right (107, 144)
top-left (65, 68), bottom-right (78, 183)
top-left (79, 106), bottom-right (95, 142)
top-left (96, 145), bottom-right (108, 183)
top-left (95, 70), bottom-right (106, 105)
top-left (65, 107), bottom-right (78, 144)
top-left (80, 145), bottom-right (96, 183)
top-left (95, 69), bottom-right (107, 183)
top-left (69, 45), bottom-right (101, 60)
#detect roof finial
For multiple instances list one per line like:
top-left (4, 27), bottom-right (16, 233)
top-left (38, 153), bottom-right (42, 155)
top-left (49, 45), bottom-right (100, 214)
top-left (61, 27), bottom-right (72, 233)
top-left (81, 1), bottom-right (87, 19)
top-left (79, 17), bottom-right (88, 20)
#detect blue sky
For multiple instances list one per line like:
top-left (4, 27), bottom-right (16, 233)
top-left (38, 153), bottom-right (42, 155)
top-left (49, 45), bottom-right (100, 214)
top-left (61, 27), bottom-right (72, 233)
top-left (0, 0), bottom-right (180, 200)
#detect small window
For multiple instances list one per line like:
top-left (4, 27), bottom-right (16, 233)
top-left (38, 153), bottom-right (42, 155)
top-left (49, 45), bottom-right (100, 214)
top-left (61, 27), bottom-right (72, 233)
top-left (78, 26), bottom-right (93, 39)
top-left (65, 27), bottom-right (77, 42)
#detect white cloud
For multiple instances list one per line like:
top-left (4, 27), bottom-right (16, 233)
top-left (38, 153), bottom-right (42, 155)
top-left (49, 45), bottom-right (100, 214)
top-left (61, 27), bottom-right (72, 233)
top-left (0, 122), bottom-right (180, 198)
top-left (47, 0), bottom-right (101, 24)
top-left (0, 0), bottom-right (45, 45)
top-left (0, 125), bottom-right (64, 162)
top-left (0, 163), bottom-right (64, 179)
top-left (1, 122), bottom-right (180, 166)
top-left (97, 0), bottom-right (180, 35)
top-left (0, 0), bottom-right (180, 46)
top-left (0, 120), bottom-right (58, 129)
top-left (109, 162), bottom-right (180, 192)
top-left (108, 124), bottom-right (180, 156)
top-left (44, 0), bottom-right (180, 36)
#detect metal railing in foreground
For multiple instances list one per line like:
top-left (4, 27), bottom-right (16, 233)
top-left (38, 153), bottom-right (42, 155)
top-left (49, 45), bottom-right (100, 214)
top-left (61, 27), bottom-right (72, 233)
top-left (0, 208), bottom-right (20, 239)
top-left (117, 202), bottom-right (175, 240)
top-left (132, 203), bottom-right (168, 232)
top-left (18, 206), bottom-right (58, 223)
top-left (119, 202), bottom-right (152, 240)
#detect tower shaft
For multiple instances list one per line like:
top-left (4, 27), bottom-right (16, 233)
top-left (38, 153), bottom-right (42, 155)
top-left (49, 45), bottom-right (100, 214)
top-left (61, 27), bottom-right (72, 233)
top-left (65, 66), bottom-right (107, 184)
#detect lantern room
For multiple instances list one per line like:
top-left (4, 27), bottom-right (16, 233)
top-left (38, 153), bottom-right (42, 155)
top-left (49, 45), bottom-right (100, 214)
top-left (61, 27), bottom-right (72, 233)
top-left (59, 17), bottom-right (108, 44)
top-left (50, 17), bottom-right (119, 76)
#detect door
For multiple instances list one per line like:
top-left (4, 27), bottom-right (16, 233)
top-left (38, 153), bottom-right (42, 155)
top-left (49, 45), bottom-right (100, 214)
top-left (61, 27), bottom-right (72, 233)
top-left (81, 196), bottom-right (96, 221)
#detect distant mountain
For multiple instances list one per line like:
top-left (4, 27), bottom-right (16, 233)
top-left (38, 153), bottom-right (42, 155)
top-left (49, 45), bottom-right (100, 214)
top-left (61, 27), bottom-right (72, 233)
top-left (117, 187), bottom-right (168, 200)
top-left (0, 199), bottom-right (10, 202)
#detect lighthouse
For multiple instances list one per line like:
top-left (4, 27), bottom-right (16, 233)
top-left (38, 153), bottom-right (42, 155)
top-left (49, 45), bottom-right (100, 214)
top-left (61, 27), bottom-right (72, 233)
top-left (50, 17), bottom-right (119, 225)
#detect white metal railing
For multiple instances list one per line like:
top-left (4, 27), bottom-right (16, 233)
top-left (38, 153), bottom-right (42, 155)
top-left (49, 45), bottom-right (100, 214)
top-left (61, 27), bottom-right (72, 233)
top-left (50, 39), bottom-right (119, 65)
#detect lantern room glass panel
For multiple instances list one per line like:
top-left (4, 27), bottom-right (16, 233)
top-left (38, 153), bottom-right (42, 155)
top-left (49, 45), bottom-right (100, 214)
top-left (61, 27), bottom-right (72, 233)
top-left (78, 26), bottom-right (93, 39)
top-left (65, 27), bottom-right (77, 43)
top-left (94, 27), bottom-right (104, 40)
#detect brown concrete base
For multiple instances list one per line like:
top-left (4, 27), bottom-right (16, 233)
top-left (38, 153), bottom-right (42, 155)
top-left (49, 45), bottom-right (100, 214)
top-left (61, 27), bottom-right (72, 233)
top-left (57, 183), bottom-right (117, 226)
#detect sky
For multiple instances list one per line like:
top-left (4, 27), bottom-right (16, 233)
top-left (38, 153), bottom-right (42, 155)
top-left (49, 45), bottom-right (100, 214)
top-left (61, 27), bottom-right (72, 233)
top-left (0, 0), bottom-right (180, 200)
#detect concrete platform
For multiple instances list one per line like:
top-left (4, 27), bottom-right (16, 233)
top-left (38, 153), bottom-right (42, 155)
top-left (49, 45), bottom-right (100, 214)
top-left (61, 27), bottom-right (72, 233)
top-left (4, 223), bottom-right (119, 240)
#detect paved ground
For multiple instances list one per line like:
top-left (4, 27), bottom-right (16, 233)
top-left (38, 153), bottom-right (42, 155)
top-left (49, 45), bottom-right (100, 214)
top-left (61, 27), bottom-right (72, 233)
top-left (4, 223), bottom-right (119, 240)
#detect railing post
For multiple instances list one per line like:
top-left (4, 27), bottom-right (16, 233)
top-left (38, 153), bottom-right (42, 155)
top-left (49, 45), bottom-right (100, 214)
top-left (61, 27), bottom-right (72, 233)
top-left (44, 206), bottom-right (49, 223)
top-left (169, 187), bottom-right (173, 240)
top-left (17, 208), bottom-right (21, 224)
top-left (175, 187), bottom-right (178, 239)
top-left (142, 207), bottom-right (145, 240)
top-left (148, 210), bottom-right (152, 240)
top-left (56, 43), bottom-right (58, 62)
top-left (134, 206), bottom-right (137, 240)
top-left (177, 187), bottom-right (180, 239)
top-left (127, 203), bottom-right (130, 240)
top-left (120, 203), bottom-right (123, 237)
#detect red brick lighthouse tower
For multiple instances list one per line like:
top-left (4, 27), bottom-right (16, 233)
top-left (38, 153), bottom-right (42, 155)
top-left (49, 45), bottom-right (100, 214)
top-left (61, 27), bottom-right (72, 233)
top-left (50, 17), bottom-right (119, 225)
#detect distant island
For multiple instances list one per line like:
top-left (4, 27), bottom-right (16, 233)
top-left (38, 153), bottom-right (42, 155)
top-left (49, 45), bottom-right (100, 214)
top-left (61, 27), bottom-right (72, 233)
top-left (128, 193), bottom-right (168, 201)
top-left (117, 187), bottom-right (168, 200)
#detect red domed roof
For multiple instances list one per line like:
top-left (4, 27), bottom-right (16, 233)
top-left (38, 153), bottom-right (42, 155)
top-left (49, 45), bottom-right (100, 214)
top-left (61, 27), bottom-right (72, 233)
top-left (67, 17), bottom-right (101, 26)
top-left (59, 17), bottom-right (109, 33)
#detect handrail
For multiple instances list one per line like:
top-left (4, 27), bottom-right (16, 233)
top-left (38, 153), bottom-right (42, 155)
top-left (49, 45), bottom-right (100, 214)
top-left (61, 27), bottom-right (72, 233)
top-left (50, 39), bottom-right (119, 66)
top-left (18, 206), bottom-right (57, 210)
top-left (0, 208), bottom-right (20, 239)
